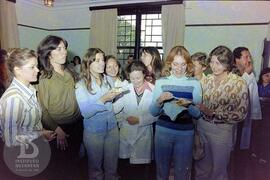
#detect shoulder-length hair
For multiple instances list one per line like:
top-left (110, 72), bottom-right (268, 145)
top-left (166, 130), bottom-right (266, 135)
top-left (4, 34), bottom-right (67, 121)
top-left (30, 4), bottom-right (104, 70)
top-left (258, 67), bottom-right (270, 85)
top-left (37, 35), bottom-right (68, 79)
top-left (105, 55), bottom-right (124, 81)
top-left (80, 48), bottom-right (105, 94)
top-left (140, 47), bottom-right (163, 79)
top-left (209, 45), bottom-right (233, 72)
top-left (162, 46), bottom-right (193, 77)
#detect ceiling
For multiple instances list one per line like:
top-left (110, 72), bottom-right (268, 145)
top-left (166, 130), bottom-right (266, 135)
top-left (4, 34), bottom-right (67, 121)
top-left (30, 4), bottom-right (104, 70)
top-left (25, 0), bottom-right (159, 8)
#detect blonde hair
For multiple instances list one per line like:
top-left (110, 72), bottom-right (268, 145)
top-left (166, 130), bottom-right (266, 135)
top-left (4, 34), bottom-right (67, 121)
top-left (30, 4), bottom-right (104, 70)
top-left (7, 48), bottom-right (37, 75)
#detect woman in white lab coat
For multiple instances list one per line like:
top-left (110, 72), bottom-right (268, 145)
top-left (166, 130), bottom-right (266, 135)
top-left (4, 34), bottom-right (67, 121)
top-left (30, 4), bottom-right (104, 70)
top-left (114, 61), bottom-right (157, 177)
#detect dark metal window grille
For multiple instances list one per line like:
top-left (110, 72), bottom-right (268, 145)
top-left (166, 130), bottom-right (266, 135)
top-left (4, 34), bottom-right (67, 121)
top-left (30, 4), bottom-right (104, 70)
top-left (117, 11), bottom-right (163, 65)
top-left (141, 14), bottom-right (163, 59)
top-left (117, 15), bottom-right (136, 65)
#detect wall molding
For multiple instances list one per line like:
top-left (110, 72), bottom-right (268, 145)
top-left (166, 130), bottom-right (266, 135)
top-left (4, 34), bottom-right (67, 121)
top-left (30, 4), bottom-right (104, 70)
top-left (186, 22), bottom-right (269, 27)
top-left (18, 24), bottom-right (90, 31)
top-left (18, 22), bottom-right (269, 32)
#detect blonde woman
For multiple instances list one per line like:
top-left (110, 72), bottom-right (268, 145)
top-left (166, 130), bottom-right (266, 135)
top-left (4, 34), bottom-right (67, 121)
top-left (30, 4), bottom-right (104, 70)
top-left (0, 48), bottom-right (55, 147)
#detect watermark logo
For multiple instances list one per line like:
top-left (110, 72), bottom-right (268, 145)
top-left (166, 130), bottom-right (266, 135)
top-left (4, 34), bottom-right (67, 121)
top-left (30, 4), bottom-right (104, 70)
top-left (17, 141), bottom-right (39, 159)
top-left (3, 137), bottom-right (51, 177)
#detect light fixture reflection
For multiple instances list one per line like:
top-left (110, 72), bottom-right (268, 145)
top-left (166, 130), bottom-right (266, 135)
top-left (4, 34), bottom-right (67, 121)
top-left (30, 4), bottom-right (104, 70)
top-left (44, 0), bottom-right (54, 7)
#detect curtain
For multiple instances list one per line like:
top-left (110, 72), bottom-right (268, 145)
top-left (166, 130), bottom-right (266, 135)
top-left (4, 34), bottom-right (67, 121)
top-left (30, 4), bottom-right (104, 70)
top-left (262, 22), bottom-right (270, 68)
top-left (89, 8), bottom-right (117, 56)
top-left (262, 38), bottom-right (270, 69)
top-left (267, 22), bottom-right (270, 41)
top-left (0, 0), bottom-right (20, 50)
top-left (162, 4), bottom-right (185, 57)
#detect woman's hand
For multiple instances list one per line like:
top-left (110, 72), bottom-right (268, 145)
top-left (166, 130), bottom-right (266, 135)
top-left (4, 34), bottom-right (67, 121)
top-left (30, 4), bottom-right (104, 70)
top-left (127, 116), bottom-right (139, 125)
top-left (100, 90), bottom-right (122, 103)
top-left (197, 103), bottom-right (214, 117)
top-left (55, 126), bottom-right (69, 151)
top-left (157, 92), bottom-right (173, 105)
top-left (41, 129), bottom-right (56, 141)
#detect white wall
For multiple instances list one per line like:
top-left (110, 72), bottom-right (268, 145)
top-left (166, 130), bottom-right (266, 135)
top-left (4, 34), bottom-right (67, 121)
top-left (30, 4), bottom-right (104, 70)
top-left (184, 1), bottom-right (270, 77)
top-left (51, 30), bottom-right (90, 61)
top-left (16, 0), bottom-right (91, 62)
top-left (15, 0), bottom-right (159, 61)
top-left (16, 0), bottom-right (270, 74)
top-left (185, 1), bottom-right (270, 24)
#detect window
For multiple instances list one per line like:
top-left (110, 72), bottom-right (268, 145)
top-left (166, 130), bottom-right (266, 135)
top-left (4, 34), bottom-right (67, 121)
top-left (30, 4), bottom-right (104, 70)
top-left (117, 15), bottom-right (136, 65)
top-left (141, 14), bottom-right (162, 48)
top-left (117, 8), bottom-right (163, 65)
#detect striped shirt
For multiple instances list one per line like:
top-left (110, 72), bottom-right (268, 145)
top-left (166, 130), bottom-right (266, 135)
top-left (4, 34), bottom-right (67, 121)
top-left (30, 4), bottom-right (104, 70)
top-left (150, 75), bottom-right (202, 130)
top-left (0, 78), bottom-right (42, 147)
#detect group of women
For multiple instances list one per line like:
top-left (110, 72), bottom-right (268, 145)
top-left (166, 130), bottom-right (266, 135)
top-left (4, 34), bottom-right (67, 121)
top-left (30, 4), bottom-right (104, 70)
top-left (0, 34), bottom-right (256, 180)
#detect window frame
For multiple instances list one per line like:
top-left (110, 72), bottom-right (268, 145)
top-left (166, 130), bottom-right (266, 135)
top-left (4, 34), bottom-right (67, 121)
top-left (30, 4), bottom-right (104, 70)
top-left (89, 1), bottom-right (183, 62)
top-left (117, 7), bottom-right (162, 61)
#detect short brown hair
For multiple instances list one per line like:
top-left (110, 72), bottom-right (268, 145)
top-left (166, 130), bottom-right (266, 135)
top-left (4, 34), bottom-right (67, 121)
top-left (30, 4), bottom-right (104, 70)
top-left (191, 52), bottom-right (208, 67)
top-left (209, 46), bottom-right (233, 72)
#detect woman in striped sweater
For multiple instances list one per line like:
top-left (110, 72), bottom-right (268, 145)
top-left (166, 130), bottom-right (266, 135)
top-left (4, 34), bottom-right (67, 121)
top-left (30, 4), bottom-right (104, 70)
top-left (150, 45), bottom-right (202, 180)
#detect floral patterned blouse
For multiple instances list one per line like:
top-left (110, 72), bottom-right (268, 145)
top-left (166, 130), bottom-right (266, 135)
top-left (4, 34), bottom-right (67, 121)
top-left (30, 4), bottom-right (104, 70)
top-left (201, 72), bottom-right (249, 124)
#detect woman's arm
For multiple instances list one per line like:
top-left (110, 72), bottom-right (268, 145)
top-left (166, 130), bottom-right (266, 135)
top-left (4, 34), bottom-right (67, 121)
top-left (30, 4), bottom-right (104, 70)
top-left (149, 81), bottom-right (165, 116)
top-left (37, 79), bottom-right (58, 131)
top-left (75, 82), bottom-right (108, 119)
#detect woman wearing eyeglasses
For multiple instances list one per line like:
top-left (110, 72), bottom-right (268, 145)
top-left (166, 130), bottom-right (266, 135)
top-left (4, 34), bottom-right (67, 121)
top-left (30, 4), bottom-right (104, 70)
top-left (0, 48), bottom-right (55, 148)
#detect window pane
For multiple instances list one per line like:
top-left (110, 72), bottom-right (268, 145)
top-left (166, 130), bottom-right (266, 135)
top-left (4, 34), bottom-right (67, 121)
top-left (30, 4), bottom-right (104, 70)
top-left (117, 15), bottom-right (136, 62)
top-left (141, 31), bottom-right (145, 41)
top-left (145, 42), bottom-right (157, 47)
top-left (141, 20), bottom-right (146, 30)
top-left (117, 12), bottom-right (163, 63)
top-left (152, 27), bottom-right (162, 35)
top-left (117, 48), bottom-right (134, 66)
top-left (146, 27), bottom-right (152, 35)
top-left (146, 20), bottom-right (152, 26)
top-left (118, 27), bottom-right (126, 35)
top-left (146, 36), bottom-right (151, 42)
top-left (147, 14), bottom-right (159, 19)
top-left (152, 36), bottom-right (162, 42)
top-left (126, 20), bottom-right (132, 25)
top-left (153, 19), bottom-right (162, 26)
top-left (140, 13), bottom-right (162, 52)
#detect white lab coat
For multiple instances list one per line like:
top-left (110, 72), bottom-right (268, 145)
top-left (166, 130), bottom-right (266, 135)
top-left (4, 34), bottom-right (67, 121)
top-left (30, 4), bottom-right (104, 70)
top-left (240, 72), bottom-right (262, 149)
top-left (113, 82), bottom-right (157, 164)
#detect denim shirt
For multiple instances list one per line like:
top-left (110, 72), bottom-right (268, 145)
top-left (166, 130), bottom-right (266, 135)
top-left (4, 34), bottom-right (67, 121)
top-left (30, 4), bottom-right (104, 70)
top-left (75, 79), bottom-right (117, 133)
